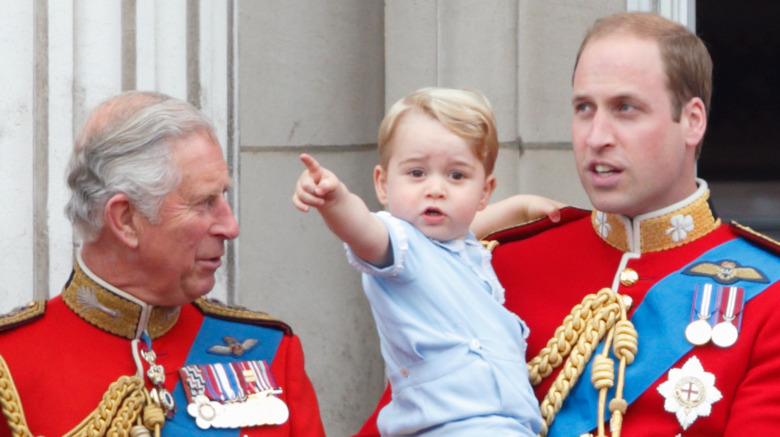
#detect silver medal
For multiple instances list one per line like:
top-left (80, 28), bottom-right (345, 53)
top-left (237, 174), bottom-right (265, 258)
top-left (685, 284), bottom-right (715, 346)
top-left (247, 392), bottom-right (289, 426)
top-left (711, 322), bottom-right (738, 348)
top-left (187, 395), bottom-right (225, 430)
top-left (711, 286), bottom-right (742, 348)
top-left (685, 318), bottom-right (712, 346)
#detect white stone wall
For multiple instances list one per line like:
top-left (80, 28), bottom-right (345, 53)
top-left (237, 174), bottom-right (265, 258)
top-left (1, 1), bottom-right (36, 310)
top-left (0, 0), bottom-right (237, 314)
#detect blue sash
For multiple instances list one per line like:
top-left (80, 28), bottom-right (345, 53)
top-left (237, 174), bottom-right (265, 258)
top-left (162, 316), bottom-right (284, 436)
top-left (549, 238), bottom-right (780, 437)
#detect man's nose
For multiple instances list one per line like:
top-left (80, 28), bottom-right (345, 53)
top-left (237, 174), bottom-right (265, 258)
top-left (212, 197), bottom-right (240, 239)
top-left (586, 111), bottom-right (616, 150)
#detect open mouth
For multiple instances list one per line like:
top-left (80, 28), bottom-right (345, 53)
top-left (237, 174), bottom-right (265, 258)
top-left (594, 164), bottom-right (619, 177)
top-left (424, 207), bottom-right (443, 217)
top-left (422, 208), bottom-right (446, 224)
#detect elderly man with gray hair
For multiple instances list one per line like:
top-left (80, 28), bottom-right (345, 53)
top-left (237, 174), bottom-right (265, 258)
top-left (0, 91), bottom-right (325, 437)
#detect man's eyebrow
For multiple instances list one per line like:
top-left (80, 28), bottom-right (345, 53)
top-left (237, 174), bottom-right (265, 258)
top-left (571, 92), bottom-right (640, 104)
top-left (571, 94), bottom-right (589, 104)
top-left (611, 92), bottom-right (639, 101)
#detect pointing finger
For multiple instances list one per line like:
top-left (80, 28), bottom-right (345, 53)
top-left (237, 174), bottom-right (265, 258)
top-left (300, 153), bottom-right (323, 183)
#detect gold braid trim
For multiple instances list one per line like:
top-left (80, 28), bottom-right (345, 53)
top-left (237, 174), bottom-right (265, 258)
top-left (0, 356), bottom-right (164, 437)
top-left (194, 297), bottom-right (292, 335)
top-left (0, 355), bottom-right (34, 437)
top-left (0, 301), bottom-right (46, 333)
top-left (63, 375), bottom-right (166, 437)
top-left (528, 288), bottom-right (638, 437)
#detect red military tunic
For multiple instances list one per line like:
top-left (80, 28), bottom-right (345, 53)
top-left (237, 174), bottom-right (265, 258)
top-left (354, 183), bottom-right (780, 436)
top-left (0, 257), bottom-right (325, 437)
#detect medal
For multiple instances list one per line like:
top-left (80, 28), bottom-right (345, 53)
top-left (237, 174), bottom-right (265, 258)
top-left (246, 390), bottom-right (290, 425)
top-left (136, 337), bottom-right (176, 418)
top-left (711, 286), bottom-right (744, 348)
top-left (685, 319), bottom-right (712, 346)
top-left (657, 356), bottom-right (722, 430)
top-left (685, 284), bottom-right (716, 346)
top-left (711, 322), bottom-right (738, 348)
top-left (180, 360), bottom-right (289, 429)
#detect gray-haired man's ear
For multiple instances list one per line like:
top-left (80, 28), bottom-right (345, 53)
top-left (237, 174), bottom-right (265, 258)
top-left (104, 193), bottom-right (140, 249)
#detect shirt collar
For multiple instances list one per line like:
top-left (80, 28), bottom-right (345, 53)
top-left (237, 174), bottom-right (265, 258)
top-left (592, 179), bottom-right (721, 254)
top-left (431, 231), bottom-right (480, 253)
top-left (61, 252), bottom-right (181, 340)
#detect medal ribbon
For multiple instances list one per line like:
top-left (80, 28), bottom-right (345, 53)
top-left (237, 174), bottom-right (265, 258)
top-left (549, 237), bottom-right (780, 437)
top-left (693, 283), bottom-right (717, 321)
top-left (199, 364), bottom-right (225, 401)
top-left (233, 361), bottom-right (256, 396)
top-left (167, 316), bottom-right (284, 436)
top-left (716, 286), bottom-right (745, 324)
top-left (214, 363), bottom-right (237, 401)
top-left (225, 362), bottom-right (246, 401)
top-left (250, 359), bottom-right (279, 392)
top-left (187, 360), bottom-right (278, 403)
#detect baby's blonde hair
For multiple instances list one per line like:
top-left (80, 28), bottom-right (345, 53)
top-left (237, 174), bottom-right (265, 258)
top-left (377, 87), bottom-right (499, 174)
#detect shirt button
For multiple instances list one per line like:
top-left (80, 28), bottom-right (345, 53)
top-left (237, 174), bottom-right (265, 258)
top-left (401, 367), bottom-right (409, 377)
top-left (620, 268), bottom-right (639, 287)
top-left (469, 339), bottom-right (482, 350)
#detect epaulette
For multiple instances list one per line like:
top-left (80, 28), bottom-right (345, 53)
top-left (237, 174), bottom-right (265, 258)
top-left (730, 221), bottom-right (780, 256)
top-left (483, 206), bottom-right (591, 250)
top-left (0, 300), bottom-right (46, 333)
top-left (193, 298), bottom-right (292, 335)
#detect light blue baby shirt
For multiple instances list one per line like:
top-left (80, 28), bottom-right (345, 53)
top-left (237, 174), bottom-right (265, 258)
top-left (346, 212), bottom-right (543, 436)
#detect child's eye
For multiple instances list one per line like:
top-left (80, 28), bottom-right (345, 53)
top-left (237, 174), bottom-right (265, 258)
top-left (409, 169), bottom-right (425, 177)
top-left (450, 171), bottom-right (464, 180)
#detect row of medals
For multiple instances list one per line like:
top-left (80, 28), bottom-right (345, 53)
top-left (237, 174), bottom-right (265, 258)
top-left (141, 346), bottom-right (289, 428)
top-left (684, 284), bottom-right (741, 348)
top-left (182, 361), bottom-right (289, 429)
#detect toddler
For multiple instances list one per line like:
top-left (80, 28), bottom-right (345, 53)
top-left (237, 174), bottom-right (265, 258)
top-left (293, 87), bottom-right (557, 436)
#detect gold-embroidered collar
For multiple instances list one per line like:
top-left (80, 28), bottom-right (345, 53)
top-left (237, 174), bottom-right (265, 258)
top-left (592, 180), bottom-right (721, 253)
top-left (62, 254), bottom-right (180, 340)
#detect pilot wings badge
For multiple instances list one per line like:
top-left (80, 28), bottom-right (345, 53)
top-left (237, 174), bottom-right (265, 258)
top-left (208, 336), bottom-right (259, 356)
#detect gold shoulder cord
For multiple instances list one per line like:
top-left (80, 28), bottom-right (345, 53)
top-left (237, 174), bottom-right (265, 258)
top-left (0, 355), bottom-right (33, 437)
top-left (528, 288), bottom-right (638, 437)
top-left (0, 354), bottom-right (165, 437)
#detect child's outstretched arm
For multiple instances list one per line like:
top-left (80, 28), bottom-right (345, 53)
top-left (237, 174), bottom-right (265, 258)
top-left (293, 153), bottom-right (391, 266)
top-left (471, 194), bottom-right (565, 239)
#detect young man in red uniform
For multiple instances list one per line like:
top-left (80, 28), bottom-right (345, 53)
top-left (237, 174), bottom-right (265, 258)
top-left (0, 92), bottom-right (325, 436)
top-left (354, 12), bottom-right (780, 436)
